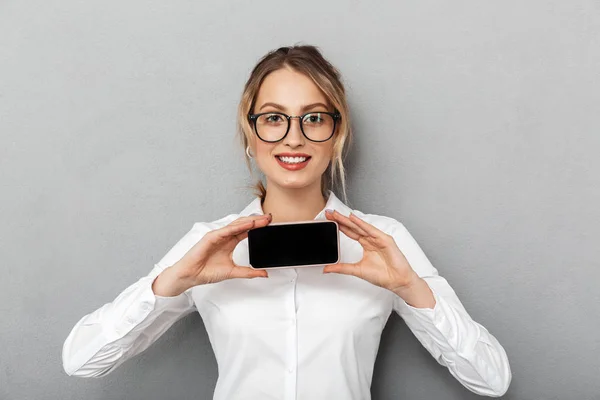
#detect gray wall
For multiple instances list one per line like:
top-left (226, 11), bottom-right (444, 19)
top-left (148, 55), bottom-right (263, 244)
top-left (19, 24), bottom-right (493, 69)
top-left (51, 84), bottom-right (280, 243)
top-left (2, 1), bottom-right (599, 399)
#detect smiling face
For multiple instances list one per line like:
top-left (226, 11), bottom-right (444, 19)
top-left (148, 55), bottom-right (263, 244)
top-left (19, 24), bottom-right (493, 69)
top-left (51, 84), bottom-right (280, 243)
top-left (250, 67), bottom-right (336, 192)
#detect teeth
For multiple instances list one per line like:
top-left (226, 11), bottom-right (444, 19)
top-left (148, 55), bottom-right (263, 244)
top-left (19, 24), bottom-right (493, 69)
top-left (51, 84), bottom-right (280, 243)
top-left (278, 156), bottom-right (308, 164)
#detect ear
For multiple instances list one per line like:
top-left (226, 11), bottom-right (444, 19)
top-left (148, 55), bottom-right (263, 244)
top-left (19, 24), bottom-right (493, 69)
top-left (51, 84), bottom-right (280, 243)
top-left (248, 137), bottom-right (256, 153)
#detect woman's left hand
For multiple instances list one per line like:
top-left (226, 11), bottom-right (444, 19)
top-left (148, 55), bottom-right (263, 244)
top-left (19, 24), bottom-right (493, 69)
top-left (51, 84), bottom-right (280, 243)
top-left (323, 209), bottom-right (420, 293)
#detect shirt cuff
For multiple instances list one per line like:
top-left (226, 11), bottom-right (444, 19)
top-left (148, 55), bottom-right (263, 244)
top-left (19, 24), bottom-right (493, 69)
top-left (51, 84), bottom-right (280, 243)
top-left (403, 283), bottom-right (442, 318)
top-left (401, 284), bottom-right (481, 359)
top-left (106, 276), bottom-right (190, 340)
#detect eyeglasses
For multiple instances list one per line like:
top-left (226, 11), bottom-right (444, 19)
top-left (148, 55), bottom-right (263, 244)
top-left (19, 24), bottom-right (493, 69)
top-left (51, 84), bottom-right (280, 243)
top-left (248, 111), bottom-right (341, 143)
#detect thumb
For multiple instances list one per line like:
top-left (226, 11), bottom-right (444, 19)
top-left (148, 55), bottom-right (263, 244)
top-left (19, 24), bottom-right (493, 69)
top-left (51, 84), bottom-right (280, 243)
top-left (323, 262), bottom-right (359, 276)
top-left (230, 265), bottom-right (269, 279)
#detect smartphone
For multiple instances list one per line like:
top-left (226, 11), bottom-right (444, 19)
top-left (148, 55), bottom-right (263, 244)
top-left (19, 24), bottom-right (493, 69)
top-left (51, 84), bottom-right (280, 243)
top-left (247, 220), bottom-right (340, 269)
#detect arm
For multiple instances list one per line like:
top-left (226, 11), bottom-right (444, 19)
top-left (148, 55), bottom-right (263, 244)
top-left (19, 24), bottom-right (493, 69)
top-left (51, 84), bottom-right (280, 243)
top-left (391, 222), bottom-right (512, 397)
top-left (62, 223), bottom-right (205, 377)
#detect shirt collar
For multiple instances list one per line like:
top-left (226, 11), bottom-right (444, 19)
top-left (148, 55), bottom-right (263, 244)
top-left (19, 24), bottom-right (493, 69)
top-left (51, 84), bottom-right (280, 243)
top-left (239, 189), bottom-right (352, 220)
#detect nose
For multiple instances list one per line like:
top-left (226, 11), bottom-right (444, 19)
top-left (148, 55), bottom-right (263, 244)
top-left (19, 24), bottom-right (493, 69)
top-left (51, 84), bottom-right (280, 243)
top-left (283, 116), bottom-right (306, 146)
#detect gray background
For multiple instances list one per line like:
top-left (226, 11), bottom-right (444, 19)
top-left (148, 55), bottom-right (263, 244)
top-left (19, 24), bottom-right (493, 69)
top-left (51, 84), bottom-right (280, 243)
top-left (1, 1), bottom-right (599, 399)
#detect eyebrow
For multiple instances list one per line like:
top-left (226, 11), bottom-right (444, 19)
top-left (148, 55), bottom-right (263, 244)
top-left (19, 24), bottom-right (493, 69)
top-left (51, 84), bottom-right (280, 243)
top-left (258, 102), bottom-right (330, 113)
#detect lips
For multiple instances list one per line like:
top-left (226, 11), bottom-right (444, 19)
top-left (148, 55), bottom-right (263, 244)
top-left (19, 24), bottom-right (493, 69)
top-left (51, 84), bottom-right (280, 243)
top-left (274, 153), bottom-right (312, 164)
top-left (275, 155), bottom-right (311, 171)
top-left (275, 153), bottom-right (311, 158)
top-left (275, 156), bottom-right (312, 162)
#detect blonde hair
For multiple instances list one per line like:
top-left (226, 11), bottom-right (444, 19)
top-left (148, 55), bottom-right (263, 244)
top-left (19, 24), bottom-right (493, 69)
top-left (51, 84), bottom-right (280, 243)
top-left (236, 44), bottom-right (353, 206)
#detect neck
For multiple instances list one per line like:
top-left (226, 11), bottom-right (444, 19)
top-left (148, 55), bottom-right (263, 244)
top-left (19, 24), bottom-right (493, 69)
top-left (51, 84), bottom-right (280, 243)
top-left (261, 181), bottom-right (327, 223)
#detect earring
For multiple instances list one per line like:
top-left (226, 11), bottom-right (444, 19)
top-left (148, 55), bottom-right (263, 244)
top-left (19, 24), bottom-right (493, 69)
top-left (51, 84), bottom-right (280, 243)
top-left (246, 145), bottom-right (253, 159)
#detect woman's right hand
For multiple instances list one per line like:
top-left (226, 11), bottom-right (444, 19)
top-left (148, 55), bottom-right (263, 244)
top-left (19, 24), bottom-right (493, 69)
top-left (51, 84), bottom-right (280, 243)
top-left (152, 214), bottom-right (272, 296)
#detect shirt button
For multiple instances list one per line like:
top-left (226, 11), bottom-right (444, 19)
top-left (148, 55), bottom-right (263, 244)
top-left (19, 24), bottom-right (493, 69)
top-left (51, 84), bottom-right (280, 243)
top-left (287, 367), bottom-right (294, 373)
top-left (127, 317), bottom-right (136, 324)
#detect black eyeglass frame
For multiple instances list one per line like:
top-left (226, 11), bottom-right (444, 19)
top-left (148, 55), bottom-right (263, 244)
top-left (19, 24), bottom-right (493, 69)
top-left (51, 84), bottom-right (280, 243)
top-left (247, 111), bottom-right (341, 143)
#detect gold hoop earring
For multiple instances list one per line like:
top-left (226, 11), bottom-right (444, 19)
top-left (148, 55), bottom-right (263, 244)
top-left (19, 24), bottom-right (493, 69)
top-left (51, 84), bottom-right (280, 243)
top-left (246, 145), bottom-right (253, 159)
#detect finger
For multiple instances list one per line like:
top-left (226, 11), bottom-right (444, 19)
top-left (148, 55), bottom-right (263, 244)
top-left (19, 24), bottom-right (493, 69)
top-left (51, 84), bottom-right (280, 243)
top-left (232, 216), bottom-right (272, 242)
top-left (230, 214), bottom-right (271, 226)
top-left (322, 262), bottom-right (360, 277)
top-left (348, 212), bottom-right (386, 238)
top-left (326, 210), bottom-right (369, 237)
top-left (234, 231), bottom-right (249, 242)
top-left (325, 210), bottom-right (365, 235)
top-left (229, 265), bottom-right (269, 279)
top-left (209, 220), bottom-right (255, 245)
top-left (220, 219), bottom-right (256, 238)
top-left (336, 222), bottom-right (361, 241)
top-left (216, 215), bottom-right (271, 241)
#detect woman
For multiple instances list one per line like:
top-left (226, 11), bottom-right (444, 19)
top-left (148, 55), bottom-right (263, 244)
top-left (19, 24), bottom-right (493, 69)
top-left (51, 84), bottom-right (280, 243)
top-left (62, 45), bottom-right (511, 399)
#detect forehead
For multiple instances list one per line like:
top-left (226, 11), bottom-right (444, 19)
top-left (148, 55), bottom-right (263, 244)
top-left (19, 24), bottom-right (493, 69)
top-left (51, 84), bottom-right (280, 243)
top-left (254, 68), bottom-right (329, 110)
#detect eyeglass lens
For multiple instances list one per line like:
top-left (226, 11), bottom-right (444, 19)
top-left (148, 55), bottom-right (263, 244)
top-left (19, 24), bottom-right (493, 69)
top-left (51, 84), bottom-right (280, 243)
top-left (254, 112), bottom-right (335, 142)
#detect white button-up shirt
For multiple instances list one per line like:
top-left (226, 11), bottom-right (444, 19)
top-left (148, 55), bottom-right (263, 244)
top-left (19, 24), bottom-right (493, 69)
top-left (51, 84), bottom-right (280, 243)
top-left (62, 190), bottom-right (512, 398)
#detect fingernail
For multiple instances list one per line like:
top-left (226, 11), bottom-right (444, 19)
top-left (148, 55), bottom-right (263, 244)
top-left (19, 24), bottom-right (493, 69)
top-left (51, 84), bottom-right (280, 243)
top-left (325, 209), bottom-right (333, 214)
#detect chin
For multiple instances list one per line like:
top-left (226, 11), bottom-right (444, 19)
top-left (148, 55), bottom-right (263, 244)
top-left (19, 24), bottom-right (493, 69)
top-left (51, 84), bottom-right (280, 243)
top-left (279, 179), bottom-right (311, 188)
top-left (266, 174), bottom-right (315, 189)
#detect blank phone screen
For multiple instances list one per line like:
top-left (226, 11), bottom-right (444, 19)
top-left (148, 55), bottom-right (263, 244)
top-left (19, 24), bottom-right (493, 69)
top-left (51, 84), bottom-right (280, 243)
top-left (247, 221), bottom-right (339, 269)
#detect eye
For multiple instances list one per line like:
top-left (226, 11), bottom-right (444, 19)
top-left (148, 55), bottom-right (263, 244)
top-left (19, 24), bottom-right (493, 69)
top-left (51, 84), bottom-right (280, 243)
top-left (264, 113), bottom-right (284, 123)
top-left (303, 113), bottom-right (324, 124)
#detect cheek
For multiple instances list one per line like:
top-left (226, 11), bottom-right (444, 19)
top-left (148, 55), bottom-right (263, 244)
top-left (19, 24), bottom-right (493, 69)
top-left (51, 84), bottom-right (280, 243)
top-left (259, 146), bottom-right (275, 159)
top-left (254, 143), bottom-right (275, 168)
top-left (314, 148), bottom-right (334, 170)
top-left (322, 146), bottom-right (335, 162)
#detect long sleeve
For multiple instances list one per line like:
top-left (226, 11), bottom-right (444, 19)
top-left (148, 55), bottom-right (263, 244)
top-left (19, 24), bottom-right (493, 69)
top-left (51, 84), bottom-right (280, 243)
top-left (62, 223), bottom-right (206, 377)
top-left (391, 222), bottom-right (512, 397)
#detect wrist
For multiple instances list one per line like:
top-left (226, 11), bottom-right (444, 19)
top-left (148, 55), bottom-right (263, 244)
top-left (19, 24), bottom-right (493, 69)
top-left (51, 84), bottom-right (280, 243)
top-left (392, 275), bottom-right (436, 309)
top-left (389, 271), bottom-right (420, 294)
top-left (152, 264), bottom-right (193, 297)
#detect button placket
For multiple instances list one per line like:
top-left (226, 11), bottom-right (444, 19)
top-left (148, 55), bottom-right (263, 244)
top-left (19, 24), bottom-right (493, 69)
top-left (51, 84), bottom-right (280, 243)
top-left (284, 268), bottom-right (298, 398)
